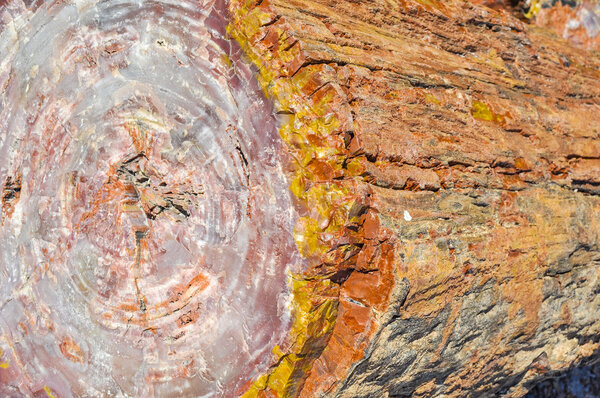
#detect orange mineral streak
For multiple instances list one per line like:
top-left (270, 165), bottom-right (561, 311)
top-left (105, 272), bottom-right (209, 329)
top-left (58, 337), bottom-right (85, 364)
top-left (75, 173), bottom-right (130, 232)
top-left (300, 242), bottom-right (396, 397)
top-left (124, 121), bottom-right (152, 154)
top-left (118, 272), bottom-right (210, 323)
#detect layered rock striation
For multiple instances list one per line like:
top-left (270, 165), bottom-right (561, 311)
top-left (228, 0), bottom-right (600, 396)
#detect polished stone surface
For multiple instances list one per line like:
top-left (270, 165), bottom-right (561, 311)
top-left (0, 1), bottom-right (301, 396)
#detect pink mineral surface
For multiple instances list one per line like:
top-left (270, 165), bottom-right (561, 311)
top-left (0, 1), bottom-right (302, 396)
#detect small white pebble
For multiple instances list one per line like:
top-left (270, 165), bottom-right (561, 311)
top-left (566, 18), bottom-right (581, 30)
top-left (404, 210), bottom-right (412, 222)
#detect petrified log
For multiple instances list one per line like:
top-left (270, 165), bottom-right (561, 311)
top-left (0, 0), bottom-right (599, 397)
top-left (228, 0), bottom-right (600, 396)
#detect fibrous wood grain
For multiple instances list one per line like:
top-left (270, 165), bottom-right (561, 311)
top-left (228, 0), bottom-right (600, 396)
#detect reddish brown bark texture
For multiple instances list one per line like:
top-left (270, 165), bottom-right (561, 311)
top-left (229, 0), bottom-right (600, 396)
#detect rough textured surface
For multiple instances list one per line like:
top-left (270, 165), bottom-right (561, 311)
top-left (482, 0), bottom-right (600, 51)
top-left (228, 0), bottom-right (600, 396)
top-left (526, 360), bottom-right (600, 397)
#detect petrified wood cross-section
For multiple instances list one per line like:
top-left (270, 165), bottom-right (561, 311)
top-left (1, 0), bottom-right (600, 397)
top-left (0, 1), bottom-right (301, 396)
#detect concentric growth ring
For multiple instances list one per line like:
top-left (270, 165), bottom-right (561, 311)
top-left (0, 1), bottom-right (301, 396)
